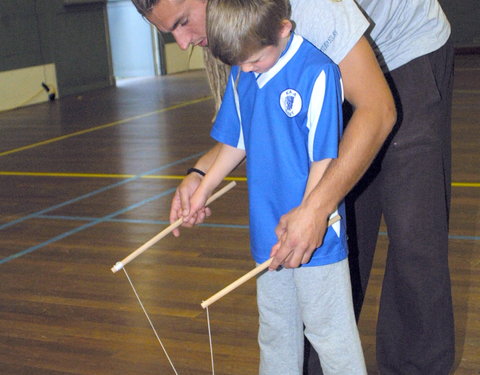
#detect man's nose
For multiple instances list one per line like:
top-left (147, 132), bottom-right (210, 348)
top-left (172, 29), bottom-right (191, 50)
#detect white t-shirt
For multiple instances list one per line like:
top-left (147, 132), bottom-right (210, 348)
top-left (290, 0), bottom-right (451, 72)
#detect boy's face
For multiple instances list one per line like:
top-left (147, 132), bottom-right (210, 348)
top-left (238, 20), bottom-right (292, 74)
top-left (148, 0), bottom-right (208, 50)
top-left (239, 45), bottom-right (284, 74)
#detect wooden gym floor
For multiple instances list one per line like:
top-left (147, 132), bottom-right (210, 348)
top-left (0, 53), bottom-right (478, 375)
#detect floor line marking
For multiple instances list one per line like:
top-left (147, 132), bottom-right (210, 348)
top-left (0, 171), bottom-right (247, 181)
top-left (454, 89), bottom-right (480, 94)
top-left (38, 214), bottom-right (478, 240)
top-left (2, 209), bottom-right (476, 265)
top-left (451, 182), bottom-right (480, 188)
top-left (0, 188), bottom-right (177, 265)
top-left (38, 214), bottom-right (250, 229)
top-left (0, 152), bottom-right (205, 232)
top-left (455, 67), bottom-right (480, 72)
top-left (0, 171), bottom-right (471, 186)
top-left (0, 96), bottom-right (211, 158)
top-left (377, 231), bottom-right (479, 241)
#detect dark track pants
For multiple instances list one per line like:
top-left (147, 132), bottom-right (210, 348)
top-left (306, 40), bottom-right (456, 375)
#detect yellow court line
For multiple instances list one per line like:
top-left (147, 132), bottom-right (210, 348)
top-left (455, 67), bottom-right (480, 72)
top-left (0, 96), bottom-right (212, 158)
top-left (0, 171), bottom-right (473, 186)
top-left (0, 171), bottom-right (247, 181)
top-left (141, 175), bottom-right (247, 182)
top-left (452, 182), bottom-right (480, 188)
top-left (0, 171), bottom-right (140, 179)
top-left (454, 89), bottom-right (480, 95)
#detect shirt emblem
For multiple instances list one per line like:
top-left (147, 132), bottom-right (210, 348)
top-left (280, 89), bottom-right (302, 117)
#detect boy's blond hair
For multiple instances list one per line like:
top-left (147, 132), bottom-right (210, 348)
top-left (207, 0), bottom-right (291, 66)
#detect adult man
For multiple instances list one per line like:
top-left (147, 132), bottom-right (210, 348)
top-left (131, 0), bottom-right (455, 373)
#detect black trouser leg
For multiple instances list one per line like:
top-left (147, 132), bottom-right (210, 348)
top-left (306, 40), bottom-right (455, 375)
top-left (373, 40), bottom-right (455, 375)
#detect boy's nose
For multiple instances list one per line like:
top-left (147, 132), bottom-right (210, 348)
top-left (241, 64), bottom-right (254, 73)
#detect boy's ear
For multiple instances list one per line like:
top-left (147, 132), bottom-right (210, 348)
top-left (280, 19), bottom-right (293, 37)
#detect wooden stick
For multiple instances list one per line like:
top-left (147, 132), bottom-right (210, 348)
top-left (111, 181), bottom-right (237, 273)
top-left (201, 214), bottom-right (341, 308)
top-left (201, 258), bottom-right (272, 309)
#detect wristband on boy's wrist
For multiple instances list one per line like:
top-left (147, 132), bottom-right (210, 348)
top-left (186, 167), bottom-right (206, 177)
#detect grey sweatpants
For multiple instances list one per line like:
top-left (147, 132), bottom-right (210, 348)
top-left (256, 259), bottom-right (366, 375)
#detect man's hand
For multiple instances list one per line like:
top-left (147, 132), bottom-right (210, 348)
top-left (269, 202), bottom-right (329, 270)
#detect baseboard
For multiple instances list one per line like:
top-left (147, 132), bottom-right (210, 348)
top-left (0, 64), bottom-right (58, 113)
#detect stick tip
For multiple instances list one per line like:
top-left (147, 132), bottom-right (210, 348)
top-left (111, 261), bottom-right (124, 273)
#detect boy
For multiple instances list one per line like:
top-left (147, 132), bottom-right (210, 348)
top-left (184, 0), bottom-right (366, 373)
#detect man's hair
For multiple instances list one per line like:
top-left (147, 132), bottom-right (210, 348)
top-left (207, 0), bottom-right (291, 66)
top-left (130, 0), bottom-right (159, 16)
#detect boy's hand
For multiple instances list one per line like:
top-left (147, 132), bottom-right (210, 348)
top-left (169, 173), bottom-right (211, 237)
top-left (183, 187), bottom-right (210, 225)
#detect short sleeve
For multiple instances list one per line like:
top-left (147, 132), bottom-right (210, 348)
top-left (306, 63), bottom-right (343, 162)
top-left (290, 0), bottom-right (370, 64)
top-left (210, 67), bottom-right (245, 149)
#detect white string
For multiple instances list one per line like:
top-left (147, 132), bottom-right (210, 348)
top-left (205, 306), bottom-right (215, 375)
top-left (122, 267), bottom-right (179, 375)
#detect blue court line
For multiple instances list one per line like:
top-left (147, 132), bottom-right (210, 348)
top-left (448, 234), bottom-right (480, 241)
top-left (2, 213), bottom-right (476, 265)
top-left (33, 216), bottom-right (480, 241)
top-left (0, 187), bottom-right (176, 264)
top-left (37, 214), bottom-right (250, 229)
top-left (0, 152), bottom-right (204, 232)
top-left (39, 215), bottom-right (480, 239)
top-left (378, 231), bottom-right (479, 241)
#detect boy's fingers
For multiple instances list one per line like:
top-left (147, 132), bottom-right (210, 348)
top-left (269, 234), bottom-right (290, 270)
top-left (180, 189), bottom-right (191, 217)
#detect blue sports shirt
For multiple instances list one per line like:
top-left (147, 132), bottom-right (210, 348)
top-left (211, 33), bottom-right (347, 266)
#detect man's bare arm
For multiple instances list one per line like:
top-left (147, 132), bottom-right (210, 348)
top-left (270, 36), bottom-right (396, 270)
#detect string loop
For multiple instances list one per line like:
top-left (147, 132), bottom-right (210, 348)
top-left (123, 267), bottom-right (179, 375)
